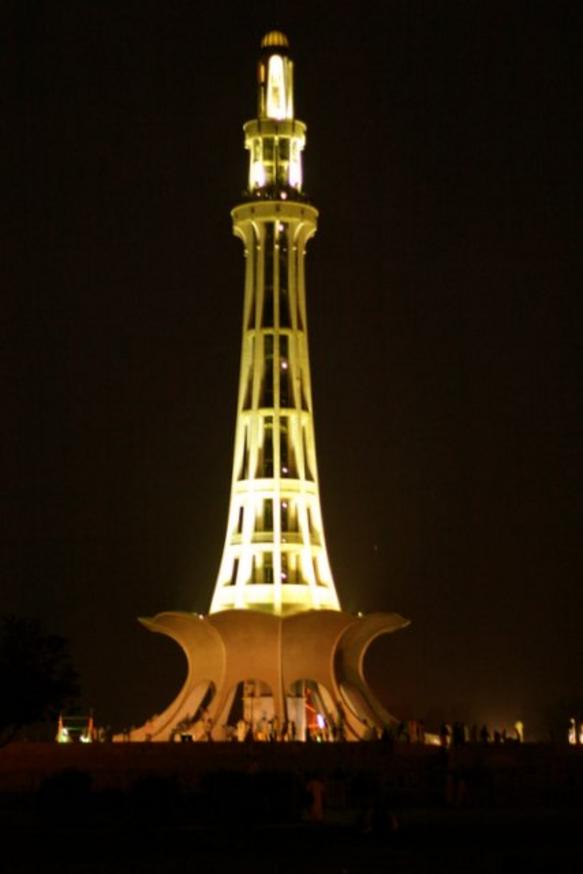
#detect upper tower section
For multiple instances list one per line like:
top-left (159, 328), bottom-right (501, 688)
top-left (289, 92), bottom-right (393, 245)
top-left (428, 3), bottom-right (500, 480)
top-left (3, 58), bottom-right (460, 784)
top-left (244, 31), bottom-right (307, 201)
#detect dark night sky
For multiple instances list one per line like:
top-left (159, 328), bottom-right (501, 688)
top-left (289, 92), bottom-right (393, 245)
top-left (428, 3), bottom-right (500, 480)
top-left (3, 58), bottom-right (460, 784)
top-left (3, 1), bottom-right (581, 736)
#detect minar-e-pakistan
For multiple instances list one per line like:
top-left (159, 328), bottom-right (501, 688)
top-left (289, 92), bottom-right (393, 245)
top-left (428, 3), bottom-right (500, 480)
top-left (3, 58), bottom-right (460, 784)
top-left (120, 32), bottom-right (409, 743)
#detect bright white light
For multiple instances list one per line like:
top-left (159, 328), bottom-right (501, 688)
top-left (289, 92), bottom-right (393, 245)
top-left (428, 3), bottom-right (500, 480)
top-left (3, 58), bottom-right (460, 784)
top-left (316, 713), bottom-right (325, 729)
top-left (266, 55), bottom-right (288, 120)
top-left (250, 160), bottom-right (265, 189)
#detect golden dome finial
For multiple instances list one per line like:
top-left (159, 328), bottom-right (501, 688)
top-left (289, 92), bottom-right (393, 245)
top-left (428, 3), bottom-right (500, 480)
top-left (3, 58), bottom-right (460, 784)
top-left (261, 31), bottom-right (289, 49)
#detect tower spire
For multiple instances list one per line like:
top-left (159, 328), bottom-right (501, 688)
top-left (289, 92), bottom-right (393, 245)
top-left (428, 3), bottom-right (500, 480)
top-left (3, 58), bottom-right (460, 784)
top-left (210, 33), bottom-right (340, 616)
top-left (245, 31), bottom-right (306, 199)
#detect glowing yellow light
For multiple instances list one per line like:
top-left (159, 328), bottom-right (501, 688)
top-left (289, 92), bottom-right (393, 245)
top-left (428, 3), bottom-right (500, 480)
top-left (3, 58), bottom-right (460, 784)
top-left (57, 727), bottom-right (71, 744)
top-left (288, 140), bottom-right (302, 189)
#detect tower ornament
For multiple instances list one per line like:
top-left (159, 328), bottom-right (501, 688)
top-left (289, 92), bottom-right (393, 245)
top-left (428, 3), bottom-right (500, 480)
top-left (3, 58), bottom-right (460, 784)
top-left (122, 32), bottom-right (409, 742)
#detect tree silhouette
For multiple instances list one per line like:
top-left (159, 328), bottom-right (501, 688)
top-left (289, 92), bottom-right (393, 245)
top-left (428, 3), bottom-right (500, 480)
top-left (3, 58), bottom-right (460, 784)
top-left (0, 616), bottom-right (80, 745)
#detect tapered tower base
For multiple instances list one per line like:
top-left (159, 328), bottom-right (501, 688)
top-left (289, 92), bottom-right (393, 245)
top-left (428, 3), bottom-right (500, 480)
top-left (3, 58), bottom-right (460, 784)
top-left (122, 609), bottom-right (409, 741)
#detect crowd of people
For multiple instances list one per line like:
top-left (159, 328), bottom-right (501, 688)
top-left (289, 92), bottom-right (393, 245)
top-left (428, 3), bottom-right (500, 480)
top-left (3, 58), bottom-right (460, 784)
top-left (170, 710), bottom-right (347, 742)
top-left (163, 713), bottom-right (528, 745)
top-left (437, 720), bottom-right (525, 747)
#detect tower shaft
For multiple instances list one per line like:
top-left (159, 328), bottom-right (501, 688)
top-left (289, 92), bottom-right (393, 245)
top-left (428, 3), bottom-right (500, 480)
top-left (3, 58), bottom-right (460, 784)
top-left (210, 34), bottom-right (339, 616)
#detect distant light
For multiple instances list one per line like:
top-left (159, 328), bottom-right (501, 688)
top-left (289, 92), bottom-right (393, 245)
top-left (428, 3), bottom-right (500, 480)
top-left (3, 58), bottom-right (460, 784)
top-left (280, 191), bottom-right (287, 199)
top-left (57, 727), bottom-right (71, 744)
top-left (316, 713), bottom-right (325, 729)
top-left (281, 360), bottom-right (288, 369)
top-left (357, 611), bottom-right (363, 618)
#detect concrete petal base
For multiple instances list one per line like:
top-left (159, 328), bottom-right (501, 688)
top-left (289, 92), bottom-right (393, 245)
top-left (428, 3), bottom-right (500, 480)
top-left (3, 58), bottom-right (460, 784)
top-left (120, 609), bottom-right (410, 741)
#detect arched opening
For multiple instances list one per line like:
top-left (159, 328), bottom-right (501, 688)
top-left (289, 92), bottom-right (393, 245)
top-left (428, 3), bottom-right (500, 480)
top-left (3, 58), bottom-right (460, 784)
top-left (286, 679), bottom-right (342, 741)
top-left (222, 678), bottom-right (277, 741)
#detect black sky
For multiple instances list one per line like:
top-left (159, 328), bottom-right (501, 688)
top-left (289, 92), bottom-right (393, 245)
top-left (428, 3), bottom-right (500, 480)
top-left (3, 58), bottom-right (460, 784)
top-left (3, 0), bottom-right (581, 736)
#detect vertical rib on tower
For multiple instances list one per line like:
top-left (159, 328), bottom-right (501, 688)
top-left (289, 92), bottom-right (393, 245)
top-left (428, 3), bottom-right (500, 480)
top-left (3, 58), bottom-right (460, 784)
top-left (210, 32), bottom-right (340, 616)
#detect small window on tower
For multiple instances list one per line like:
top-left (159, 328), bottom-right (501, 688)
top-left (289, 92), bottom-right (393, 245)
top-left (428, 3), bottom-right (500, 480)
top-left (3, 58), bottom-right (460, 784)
top-left (263, 499), bottom-right (273, 532)
top-left (242, 365), bottom-right (253, 410)
top-left (280, 500), bottom-right (289, 532)
top-left (279, 335), bottom-right (291, 406)
top-left (262, 225), bottom-right (275, 326)
top-left (280, 417), bottom-right (295, 477)
top-left (289, 139), bottom-right (302, 189)
top-left (264, 552), bottom-right (274, 584)
top-left (262, 416), bottom-right (274, 477)
top-left (238, 428), bottom-right (249, 480)
top-left (261, 334), bottom-right (274, 407)
top-left (303, 430), bottom-right (313, 480)
top-left (279, 243), bottom-right (291, 328)
top-left (280, 369), bottom-right (290, 407)
top-left (307, 507), bottom-right (316, 537)
top-left (280, 287), bottom-right (291, 329)
top-left (285, 501), bottom-right (299, 532)
top-left (247, 293), bottom-right (256, 330)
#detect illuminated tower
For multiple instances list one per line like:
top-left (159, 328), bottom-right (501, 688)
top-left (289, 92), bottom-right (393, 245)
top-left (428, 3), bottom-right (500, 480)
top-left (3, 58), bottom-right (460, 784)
top-left (210, 31), bottom-right (339, 617)
top-left (122, 33), bottom-right (409, 743)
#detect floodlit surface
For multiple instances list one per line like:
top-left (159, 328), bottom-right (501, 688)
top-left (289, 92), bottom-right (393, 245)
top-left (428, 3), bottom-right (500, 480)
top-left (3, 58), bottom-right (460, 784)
top-left (211, 34), bottom-right (338, 616)
top-left (118, 34), bottom-right (410, 742)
